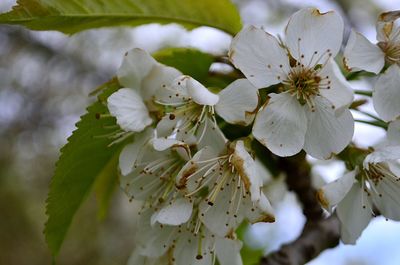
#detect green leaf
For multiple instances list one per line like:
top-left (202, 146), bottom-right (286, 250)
top-left (94, 151), bottom-right (119, 220)
top-left (153, 48), bottom-right (215, 82)
top-left (0, 0), bottom-right (242, 35)
top-left (44, 78), bottom-right (127, 257)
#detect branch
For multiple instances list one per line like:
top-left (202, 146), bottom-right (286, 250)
top-left (260, 215), bottom-right (340, 265)
top-left (259, 153), bottom-right (341, 265)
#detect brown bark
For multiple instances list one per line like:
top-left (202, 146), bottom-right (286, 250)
top-left (260, 153), bottom-right (341, 265)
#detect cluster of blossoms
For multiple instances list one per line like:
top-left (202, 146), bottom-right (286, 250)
top-left (105, 7), bottom-right (400, 264)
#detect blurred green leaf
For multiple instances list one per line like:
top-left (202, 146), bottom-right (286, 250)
top-left (44, 78), bottom-right (127, 257)
top-left (0, 0), bottom-right (242, 35)
top-left (236, 222), bottom-right (265, 265)
top-left (153, 48), bottom-right (215, 82)
top-left (94, 152), bottom-right (119, 221)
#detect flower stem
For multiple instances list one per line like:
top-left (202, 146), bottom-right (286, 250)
top-left (354, 90), bottom-right (373, 97)
top-left (354, 119), bottom-right (387, 129)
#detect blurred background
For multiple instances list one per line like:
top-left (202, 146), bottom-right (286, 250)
top-left (1, 0), bottom-right (400, 264)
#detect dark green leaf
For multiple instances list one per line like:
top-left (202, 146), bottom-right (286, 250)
top-left (44, 78), bottom-right (127, 256)
top-left (0, 0), bottom-right (242, 35)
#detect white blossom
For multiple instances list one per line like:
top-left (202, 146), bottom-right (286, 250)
top-left (107, 48), bottom-right (181, 132)
top-left (176, 139), bottom-right (275, 237)
top-left (119, 128), bottom-right (193, 224)
top-left (229, 8), bottom-right (354, 159)
top-left (317, 139), bottom-right (400, 244)
top-left (344, 11), bottom-right (400, 122)
top-left (132, 208), bottom-right (243, 265)
top-left (154, 75), bottom-right (258, 151)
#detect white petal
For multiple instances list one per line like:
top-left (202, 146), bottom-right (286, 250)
top-left (376, 11), bottom-right (400, 42)
top-left (252, 93), bottom-right (307, 157)
top-left (388, 119), bottom-right (400, 145)
top-left (155, 76), bottom-right (189, 104)
top-left (373, 64), bottom-right (400, 122)
top-left (107, 88), bottom-right (152, 132)
top-left (173, 232), bottom-right (213, 265)
top-left (285, 8), bottom-right (344, 64)
top-left (373, 173), bottom-right (400, 221)
top-left (229, 25), bottom-right (290, 88)
top-left (232, 140), bottom-right (262, 201)
top-left (364, 146), bottom-right (400, 166)
top-left (245, 192), bottom-right (275, 224)
top-left (152, 138), bottom-right (184, 151)
top-left (336, 183), bottom-right (373, 244)
top-left (127, 249), bottom-right (166, 265)
top-left (343, 30), bottom-right (385, 74)
top-left (119, 143), bottom-right (140, 176)
top-left (318, 59), bottom-right (354, 113)
top-left (151, 197), bottom-right (193, 226)
top-left (185, 76), bottom-right (219, 106)
top-left (304, 96), bottom-right (354, 160)
top-left (119, 129), bottom-right (153, 175)
top-left (199, 184), bottom-right (245, 237)
top-left (216, 79), bottom-right (259, 125)
top-left (136, 210), bottom-right (176, 257)
top-left (156, 115), bottom-right (178, 138)
top-left (197, 117), bottom-right (228, 155)
top-left (176, 146), bottom-right (218, 192)
top-left (317, 170), bottom-right (356, 211)
top-left (117, 48), bottom-right (157, 88)
top-left (141, 64), bottom-right (182, 101)
top-left (215, 238), bottom-right (243, 265)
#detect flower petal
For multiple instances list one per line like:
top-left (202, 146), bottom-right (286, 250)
top-left (215, 238), bottom-right (243, 265)
top-left (229, 25), bottom-right (290, 88)
top-left (197, 117), bottom-right (228, 155)
top-left (215, 79), bottom-right (259, 125)
top-left (176, 146), bottom-right (218, 192)
top-left (372, 170), bottom-right (400, 221)
top-left (199, 184), bottom-right (245, 237)
top-left (343, 30), bottom-right (385, 74)
top-left (364, 146), bottom-right (400, 166)
top-left (141, 64), bottom-right (182, 101)
top-left (317, 170), bottom-right (356, 211)
top-left (336, 183), bottom-right (373, 244)
top-left (304, 96), bottom-right (354, 160)
top-left (117, 48), bottom-right (157, 88)
top-left (245, 192), bottom-right (275, 224)
top-left (373, 64), bottom-right (400, 122)
top-left (388, 119), bottom-right (400, 145)
top-left (185, 76), bottom-right (219, 106)
top-left (155, 75), bottom-right (190, 104)
top-left (285, 8), bottom-right (344, 64)
top-left (232, 140), bottom-right (262, 201)
top-left (151, 197), bottom-right (193, 226)
top-left (173, 231), bottom-right (213, 265)
top-left (127, 249), bottom-right (166, 265)
top-left (252, 93), bottom-right (307, 157)
top-left (319, 59), bottom-right (354, 113)
top-left (119, 129), bottom-right (153, 175)
top-left (376, 11), bottom-right (400, 42)
top-left (107, 88), bottom-right (153, 132)
top-left (136, 210), bottom-right (176, 257)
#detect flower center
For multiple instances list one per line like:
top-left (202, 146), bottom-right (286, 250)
top-left (284, 66), bottom-right (322, 106)
top-left (378, 41), bottom-right (400, 64)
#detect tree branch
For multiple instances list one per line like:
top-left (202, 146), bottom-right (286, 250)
top-left (260, 215), bottom-right (340, 265)
top-left (260, 153), bottom-right (341, 265)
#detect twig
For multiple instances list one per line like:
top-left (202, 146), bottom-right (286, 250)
top-left (260, 153), bottom-right (341, 265)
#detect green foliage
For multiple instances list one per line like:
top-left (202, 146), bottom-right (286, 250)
top-left (44, 78), bottom-right (127, 257)
top-left (236, 222), bottom-right (265, 265)
top-left (0, 0), bottom-right (242, 35)
top-left (153, 47), bottom-right (238, 89)
top-left (153, 47), bottom-right (215, 82)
